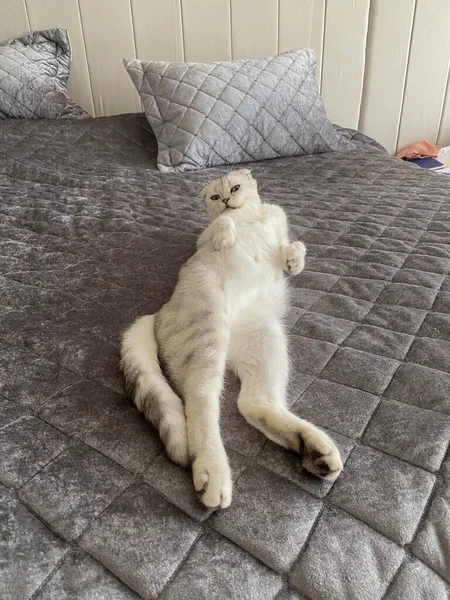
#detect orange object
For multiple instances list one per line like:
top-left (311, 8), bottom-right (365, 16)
top-left (396, 140), bottom-right (441, 160)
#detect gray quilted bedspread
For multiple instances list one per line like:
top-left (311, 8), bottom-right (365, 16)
top-left (1, 114), bottom-right (449, 600)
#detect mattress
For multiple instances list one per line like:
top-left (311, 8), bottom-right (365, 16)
top-left (0, 113), bottom-right (449, 600)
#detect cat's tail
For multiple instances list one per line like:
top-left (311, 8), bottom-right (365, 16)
top-left (120, 314), bottom-right (189, 466)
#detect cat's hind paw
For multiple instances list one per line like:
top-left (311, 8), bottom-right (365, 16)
top-left (193, 451), bottom-right (232, 508)
top-left (300, 428), bottom-right (343, 481)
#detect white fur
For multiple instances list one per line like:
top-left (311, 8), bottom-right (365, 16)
top-left (121, 169), bottom-right (342, 508)
top-left (121, 315), bottom-right (189, 466)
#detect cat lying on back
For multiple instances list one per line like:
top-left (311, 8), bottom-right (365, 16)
top-left (121, 169), bottom-right (342, 508)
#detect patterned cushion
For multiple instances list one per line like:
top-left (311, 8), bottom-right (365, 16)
top-left (124, 49), bottom-right (355, 172)
top-left (0, 28), bottom-right (88, 120)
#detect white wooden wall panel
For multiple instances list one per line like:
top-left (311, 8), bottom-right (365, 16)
top-left (397, 0), bottom-right (450, 151)
top-left (358, 0), bottom-right (415, 154)
top-left (230, 0), bottom-right (278, 60)
top-left (181, 0), bottom-right (230, 62)
top-left (0, 0), bottom-right (29, 42)
top-left (78, 0), bottom-right (140, 116)
top-left (2, 0), bottom-right (450, 150)
top-left (25, 0), bottom-right (94, 116)
top-left (132, 0), bottom-right (183, 62)
top-left (308, 0), bottom-right (326, 89)
top-left (321, 0), bottom-right (370, 130)
top-left (438, 78), bottom-right (450, 147)
top-left (278, 0), bottom-right (325, 87)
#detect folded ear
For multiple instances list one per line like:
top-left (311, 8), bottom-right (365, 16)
top-left (199, 184), bottom-right (209, 199)
top-left (235, 168), bottom-right (252, 180)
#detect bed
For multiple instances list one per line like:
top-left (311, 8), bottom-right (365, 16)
top-left (1, 113), bottom-right (449, 600)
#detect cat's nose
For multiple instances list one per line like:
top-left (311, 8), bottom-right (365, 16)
top-left (222, 198), bottom-right (230, 205)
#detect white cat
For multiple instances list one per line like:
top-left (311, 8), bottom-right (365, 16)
top-left (121, 169), bottom-right (342, 508)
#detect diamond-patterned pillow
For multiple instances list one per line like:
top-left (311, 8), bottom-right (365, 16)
top-left (124, 49), bottom-right (355, 173)
top-left (0, 28), bottom-right (88, 120)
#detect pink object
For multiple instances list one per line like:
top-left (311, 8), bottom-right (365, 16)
top-left (396, 140), bottom-right (441, 160)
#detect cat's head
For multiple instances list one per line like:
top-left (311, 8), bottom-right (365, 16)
top-left (200, 169), bottom-right (260, 219)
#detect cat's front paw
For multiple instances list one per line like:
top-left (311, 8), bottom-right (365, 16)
top-left (192, 450), bottom-right (232, 508)
top-left (213, 225), bottom-right (236, 251)
top-left (285, 241), bottom-right (306, 275)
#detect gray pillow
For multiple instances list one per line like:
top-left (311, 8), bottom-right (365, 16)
top-left (0, 28), bottom-right (88, 120)
top-left (124, 49), bottom-right (355, 173)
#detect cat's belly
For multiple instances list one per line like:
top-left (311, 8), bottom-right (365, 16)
top-left (189, 223), bottom-right (287, 320)
top-left (226, 276), bottom-right (286, 321)
top-left (222, 243), bottom-right (286, 321)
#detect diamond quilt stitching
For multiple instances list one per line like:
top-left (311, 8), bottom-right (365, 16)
top-left (124, 50), bottom-right (355, 172)
top-left (0, 114), bottom-right (449, 600)
top-left (0, 28), bottom-right (88, 121)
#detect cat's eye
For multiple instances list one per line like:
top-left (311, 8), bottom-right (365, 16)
top-left (211, 194), bottom-right (220, 201)
top-left (231, 185), bottom-right (240, 193)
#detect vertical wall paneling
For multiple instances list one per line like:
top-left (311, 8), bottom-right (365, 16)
top-left (278, 0), bottom-right (325, 87)
top-left (279, 0), bottom-right (315, 52)
top-left (321, 0), bottom-right (371, 130)
top-left (437, 76), bottom-right (450, 146)
top-left (25, 0), bottom-right (95, 116)
top-left (230, 0), bottom-right (278, 60)
top-left (0, 0), bottom-right (29, 42)
top-left (358, 0), bottom-right (415, 154)
top-left (132, 0), bottom-right (183, 62)
top-left (181, 0), bottom-right (230, 62)
top-left (2, 0), bottom-right (450, 149)
top-left (78, 0), bottom-right (140, 116)
top-left (397, 0), bottom-right (450, 151)
top-left (310, 0), bottom-right (326, 88)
